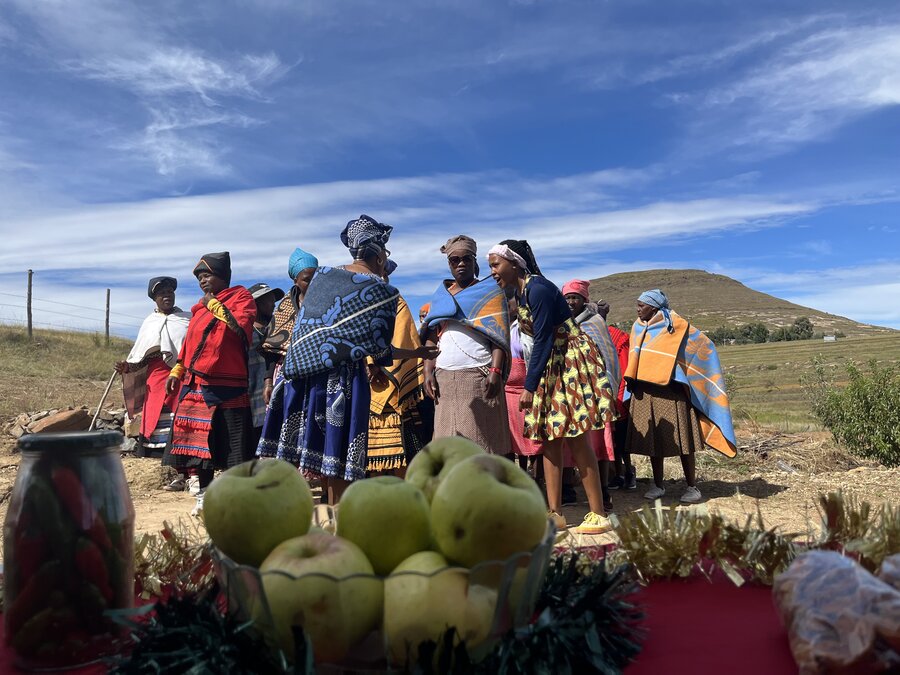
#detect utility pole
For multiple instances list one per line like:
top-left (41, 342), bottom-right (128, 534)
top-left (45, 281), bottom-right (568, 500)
top-left (26, 269), bottom-right (33, 340)
top-left (105, 288), bottom-right (111, 346)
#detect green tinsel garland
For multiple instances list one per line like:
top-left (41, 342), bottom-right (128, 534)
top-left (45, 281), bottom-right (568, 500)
top-left (108, 586), bottom-right (286, 675)
top-left (472, 553), bottom-right (644, 675)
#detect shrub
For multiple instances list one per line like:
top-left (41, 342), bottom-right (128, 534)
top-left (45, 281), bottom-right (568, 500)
top-left (802, 358), bottom-right (900, 467)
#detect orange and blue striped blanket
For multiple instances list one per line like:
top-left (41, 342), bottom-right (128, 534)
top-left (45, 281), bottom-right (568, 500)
top-left (421, 279), bottom-right (510, 354)
top-left (624, 310), bottom-right (736, 457)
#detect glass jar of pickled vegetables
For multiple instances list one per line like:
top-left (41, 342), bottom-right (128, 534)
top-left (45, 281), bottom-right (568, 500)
top-left (3, 431), bottom-right (135, 669)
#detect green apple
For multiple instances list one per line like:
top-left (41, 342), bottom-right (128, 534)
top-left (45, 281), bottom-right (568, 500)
top-left (258, 532), bottom-right (382, 663)
top-left (431, 454), bottom-right (547, 567)
top-left (464, 584), bottom-right (498, 647)
top-left (336, 476), bottom-right (431, 575)
top-left (204, 458), bottom-right (314, 567)
top-left (405, 436), bottom-right (485, 502)
top-left (384, 551), bottom-right (496, 665)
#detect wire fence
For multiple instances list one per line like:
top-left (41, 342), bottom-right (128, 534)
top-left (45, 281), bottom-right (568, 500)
top-left (0, 289), bottom-right (141, 339)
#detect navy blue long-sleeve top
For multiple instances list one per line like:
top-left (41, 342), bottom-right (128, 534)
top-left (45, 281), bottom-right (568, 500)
top-left (519, 275), bottom-right (571, 392)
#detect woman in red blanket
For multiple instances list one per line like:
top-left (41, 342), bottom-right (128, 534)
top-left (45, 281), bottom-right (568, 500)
top-left (163, 252), bottom-right (257, 516)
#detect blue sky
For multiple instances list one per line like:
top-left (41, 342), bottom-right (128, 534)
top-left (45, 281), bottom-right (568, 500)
top-left (0, 0), bottom-right (898, 337)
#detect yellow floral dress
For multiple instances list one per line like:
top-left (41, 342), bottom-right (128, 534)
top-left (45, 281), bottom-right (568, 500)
top-left (517, 277), bottom-right (615, 440)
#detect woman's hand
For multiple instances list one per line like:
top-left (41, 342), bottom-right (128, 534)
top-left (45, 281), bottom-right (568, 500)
top-left (518, 389), bottom-right (534, 411)
top-left (367, 363), bottom-right (388, 388)
top-left (114, 361), bottom-right (128, 374)
top-left (263, 378), bottom-right (274, 405)
top-left (166, 376), bottom-right (181, 396)
top-left (484, 371), bottom-right (502, 400)
top-left (415, 344), bottom-right (440, 361)
top-left (424, 371), bottom-right (440, 403)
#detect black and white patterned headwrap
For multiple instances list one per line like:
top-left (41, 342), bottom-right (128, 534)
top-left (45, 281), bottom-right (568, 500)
top-left (340, 214), bottom-right (393, 260)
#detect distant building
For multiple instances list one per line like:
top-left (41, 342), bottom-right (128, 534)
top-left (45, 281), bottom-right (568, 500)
top-left (823, 335), bottom-right (837, 342)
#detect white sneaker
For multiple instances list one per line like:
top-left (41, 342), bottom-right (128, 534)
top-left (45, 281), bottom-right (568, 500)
top-left (680, 486), bottom-right (702, 504)
top-left (191, 491), bottom-right (205, 518)
top-left (187, 475), bottom-right (201, 496)
top-left (644, 485), bottom-right (665, 500)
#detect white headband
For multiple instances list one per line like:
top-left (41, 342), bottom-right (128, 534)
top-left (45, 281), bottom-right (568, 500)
top-left (487, 244), bottom-right (529, 272)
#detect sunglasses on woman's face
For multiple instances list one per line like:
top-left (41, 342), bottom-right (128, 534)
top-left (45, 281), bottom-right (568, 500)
top-left (449, 255), bottom-right (475, 266)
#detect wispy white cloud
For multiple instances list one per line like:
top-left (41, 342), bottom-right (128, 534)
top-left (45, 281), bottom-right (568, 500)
top-left (4, 0), bottom-right (288, 179)
top-left (0, 168), bottom-right (824, 335)
top-left (71, 49), bottom-right (285, 102)
top-left (696, 22), bottom-right (900, 151)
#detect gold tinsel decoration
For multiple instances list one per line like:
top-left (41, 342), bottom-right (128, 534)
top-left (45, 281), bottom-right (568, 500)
top-left (609, 491), bottom-right (899, 586)
top-left (817, 491), bottom-right (900, 573)
top-left (133, 519), bottom-right (216, 599)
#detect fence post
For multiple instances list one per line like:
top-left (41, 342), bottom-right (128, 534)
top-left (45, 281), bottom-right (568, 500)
top-left (105, 288), bottom-right (110, 346)
top-left (26, 269), bottom-right (33, 340)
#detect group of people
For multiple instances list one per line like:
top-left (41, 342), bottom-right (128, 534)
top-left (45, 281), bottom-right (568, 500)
top-left (119, 215), bottom-right (736, 532)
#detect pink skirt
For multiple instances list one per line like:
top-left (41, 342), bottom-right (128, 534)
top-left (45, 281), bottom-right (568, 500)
top-left (505, 359), bottom-right (543, 456)
top-left (507, 358), bottom-right (614, 462)
top-left (562, 422), bottom-right (615, 466)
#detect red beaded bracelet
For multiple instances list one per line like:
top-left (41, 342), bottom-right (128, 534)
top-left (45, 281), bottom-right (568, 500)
top-left (488, 367), bottom-right (502, 374)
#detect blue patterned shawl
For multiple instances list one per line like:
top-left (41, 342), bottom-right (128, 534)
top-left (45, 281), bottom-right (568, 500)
top-left (283, 267), bottom-right (399, 379)
top-left (422, 279), bottom-right (510, 353)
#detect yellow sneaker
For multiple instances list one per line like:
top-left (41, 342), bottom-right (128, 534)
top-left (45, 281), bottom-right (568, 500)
top-left (547, 510), bottom-right (567, 532)
top-left (574, 511), bottom-right (613, 536)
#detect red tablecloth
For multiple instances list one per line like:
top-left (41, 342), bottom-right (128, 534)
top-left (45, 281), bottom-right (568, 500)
top-left (0, 576), bottom-right (796, 673)
top-left (628, 575), bottom-right (795, 674)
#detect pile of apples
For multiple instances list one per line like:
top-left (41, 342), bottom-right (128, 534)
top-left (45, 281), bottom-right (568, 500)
top-left (203, 437), bottom-right (550, 666)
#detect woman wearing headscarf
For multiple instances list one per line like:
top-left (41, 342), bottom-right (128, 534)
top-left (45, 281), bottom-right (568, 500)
top-left (116, 277), bottom-right (191, 461)
top-left (624, 289), bottom-right (736, 503)
top-left (488, 240), bottom-right (615, 535)
top-left (163, 252), bottom-right (257, 516)
top-left (421, 235), bottom-right (511, 455)
top-left (256, 247), bottom-right (319, 461)
top-left (275, 216), bottom-right (438, 503)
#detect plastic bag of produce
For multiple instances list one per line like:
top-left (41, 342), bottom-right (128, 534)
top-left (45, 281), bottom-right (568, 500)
top-left (878, 553), bottom-right (900, 591)
top-left (773, 551), bottom-right (900, 673)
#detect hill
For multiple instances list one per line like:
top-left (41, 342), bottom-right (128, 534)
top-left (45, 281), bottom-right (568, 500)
top-left (588, 269), bottom-right (894, 337)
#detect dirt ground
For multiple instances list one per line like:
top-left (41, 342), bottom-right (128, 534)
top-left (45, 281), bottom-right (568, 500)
top-left (1, 428), bottom-right (897, 559)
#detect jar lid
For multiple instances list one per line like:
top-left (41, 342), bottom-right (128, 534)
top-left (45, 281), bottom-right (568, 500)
top-left (17, 430), bottom-right (124, 452)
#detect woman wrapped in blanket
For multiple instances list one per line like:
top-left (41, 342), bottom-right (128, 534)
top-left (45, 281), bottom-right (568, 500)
top-left (624, 290), bottom-right (736, 504)
top-left (421, 235), bottom-right (511, 456)
top-left (488, 241), bottom-right (616, 536)
top-left (116, 277), bottom-right (190, 459)
top-left (272, 216), bottom-right (438, 504)
top-left (163, 252), bottom-right (257, 517)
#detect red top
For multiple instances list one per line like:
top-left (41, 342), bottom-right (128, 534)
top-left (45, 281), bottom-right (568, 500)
top-left (608, 325), bottom-right (630, 415)
top-left (176, 286), bottom-right (256, 387)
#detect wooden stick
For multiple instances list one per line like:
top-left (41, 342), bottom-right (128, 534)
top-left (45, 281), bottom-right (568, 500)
top-left (89, 371), bottom-right (118, 431)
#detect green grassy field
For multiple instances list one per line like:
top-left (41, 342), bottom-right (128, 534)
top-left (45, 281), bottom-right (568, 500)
top-left (0, 325), bottom-right (131, 421)
top-left (3, 324), bottom-right (900, 435)
top-left (718, 334), bottom-right (900, 430)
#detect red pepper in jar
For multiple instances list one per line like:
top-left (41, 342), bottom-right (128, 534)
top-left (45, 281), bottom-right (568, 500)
top-left (5, 560), bottom-right (61, 640)
top-left (13, 531), bottom-right (47, 578)
top-left (74, 538), bottom-right (114, 603)
top-left (51, 465), bottom-right (113, 551)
